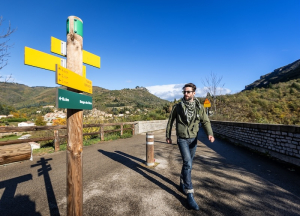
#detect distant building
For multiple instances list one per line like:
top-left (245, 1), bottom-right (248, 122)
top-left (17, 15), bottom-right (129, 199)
top-left (0, 115), bottom-right (7, 119)
top-left (42, 105), bottom-right (54, 108)
top-left (104, 114), bottom-right (113, 118)
top-left (18, 122), bottom-right (35, 127)
top-left (36, 111), bottom-right (41, 113)
top-left (43, 111), bottom-right (66, 122)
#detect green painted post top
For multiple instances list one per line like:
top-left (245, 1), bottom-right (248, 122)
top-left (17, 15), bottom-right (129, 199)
top-left (67, 18), bottom-right (83, 38)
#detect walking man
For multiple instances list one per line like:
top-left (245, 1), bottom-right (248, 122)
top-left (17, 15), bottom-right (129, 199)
top-left (166, 83), bottom-right (215, 211)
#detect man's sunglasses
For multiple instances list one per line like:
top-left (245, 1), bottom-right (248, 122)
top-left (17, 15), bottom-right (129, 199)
top-left (182, 91), bottom-right (194, 94)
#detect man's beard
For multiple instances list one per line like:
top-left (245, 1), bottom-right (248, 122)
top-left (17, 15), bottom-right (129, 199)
top-left (185, 95), bottom-right (193, 101)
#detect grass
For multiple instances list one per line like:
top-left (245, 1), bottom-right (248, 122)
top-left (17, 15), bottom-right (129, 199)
top-left (0, 135), bottom-right (21, 141)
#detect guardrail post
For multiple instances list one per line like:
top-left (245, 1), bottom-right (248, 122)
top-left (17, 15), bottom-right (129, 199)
top-left (146, 132), bottom-right (154, 166)
top-left (100, 126), bottom-right (104, 141)
top-left (54, 130), bottom-right (60, 152)
top-left (120, 124), bottom-right (123, 136)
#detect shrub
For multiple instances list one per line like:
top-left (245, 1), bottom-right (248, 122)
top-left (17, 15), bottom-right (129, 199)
top-left (52, 118), bottom-right (66, 126)
top-left (35, 116), bottom-right (47, 126)
top-left (4, 118), bottom-right (27, 122)
top-left (291, 82), bottom-right (300, 90)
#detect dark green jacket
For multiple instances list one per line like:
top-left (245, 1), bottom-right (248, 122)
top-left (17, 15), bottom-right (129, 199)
top-left (166, 98), bottom-right (213, 139)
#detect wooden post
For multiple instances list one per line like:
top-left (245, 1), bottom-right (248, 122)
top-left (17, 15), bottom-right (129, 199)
top-left (100, 126), bottom-right (104, 141)
top-left (132, 125), bottom-right (135, 135)
top-left (146, 132), bottom-right (154, 166)
top-left (66, 16), bottom-right (83, 216)
top-left (54, 130), bottom-right (60, 152)
top-left (120, 124), bottom-right (123, 136)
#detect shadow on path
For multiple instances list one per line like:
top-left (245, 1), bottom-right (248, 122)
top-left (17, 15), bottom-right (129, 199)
top-left (31, 158), bottom-right (60, 216)
top-left (98, 149), bottom-right (187, 208)
top-left (0, 174), bottom-right (41, 216)
top-left (195, 128), bottom-right (300, 215)
top-left (115, 151), bottom-right (179, 189)
top-left (198, 128), bottom-right (300, 196)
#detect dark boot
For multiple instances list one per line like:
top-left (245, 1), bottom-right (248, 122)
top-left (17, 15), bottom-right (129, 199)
top-left (187, 193), bottom-right (199, 211)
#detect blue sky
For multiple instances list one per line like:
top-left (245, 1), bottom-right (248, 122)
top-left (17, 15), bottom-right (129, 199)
top-left (1, 0), bottom-right (300, 101)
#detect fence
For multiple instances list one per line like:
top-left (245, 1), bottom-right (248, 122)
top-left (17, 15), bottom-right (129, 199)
top-left (0, 122), bottom-right (136, 149)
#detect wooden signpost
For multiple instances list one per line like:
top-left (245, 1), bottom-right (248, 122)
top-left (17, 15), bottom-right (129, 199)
top-left (24, 15), bottom-right (100, 216)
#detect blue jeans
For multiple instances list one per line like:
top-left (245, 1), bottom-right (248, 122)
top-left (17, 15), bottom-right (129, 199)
top-left (177, 137), bottom-right (198, 193)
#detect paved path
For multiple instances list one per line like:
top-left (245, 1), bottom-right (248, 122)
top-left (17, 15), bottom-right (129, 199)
top-left (1, 128), bottom-right (300, 216)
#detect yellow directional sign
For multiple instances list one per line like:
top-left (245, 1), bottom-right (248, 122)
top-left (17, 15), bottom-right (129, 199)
top-left (25, 47), bottom-right (65, 71)
top-left (25, 46), bottom-right (87, 75)
top-left (82, 65), bottom-right (86, 78)
top-left (56, 65), bottom-right (92, 94)
top-left (50, 37), bottom-right (100, 68)
top-left (83, 50), bottom-right (100, 68)
top-left (51, 36), bottom-right (66, 56)
top-left (204, 98), bottom-right (211, 108)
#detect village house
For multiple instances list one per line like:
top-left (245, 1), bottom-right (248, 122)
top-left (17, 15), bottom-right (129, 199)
top-left (0, 115), bottom-right (7, 119)
top-left (18, 121), bottom-right (35, 127)
top-left (42, 105), bottom-right (54, 108)
top-left (43, 111), bottom-right (66, 122)
top-left (104, 114), bottom-right (113, 118)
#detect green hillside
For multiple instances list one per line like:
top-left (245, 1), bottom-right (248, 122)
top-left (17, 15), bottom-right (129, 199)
top-left (0, 82), bottom-right (168, 110)
top-left (203, 78), bottom-right (300, 125)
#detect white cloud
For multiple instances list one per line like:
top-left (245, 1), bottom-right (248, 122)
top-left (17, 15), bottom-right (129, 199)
top-left (146, 84), bottom-right (231, 101)
top-left (126, 80), bottom-right (132, 83)
top-left (146, 84), bottom-right (183, 101)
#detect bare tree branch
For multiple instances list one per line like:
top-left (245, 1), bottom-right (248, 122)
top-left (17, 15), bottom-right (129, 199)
top-left (201, 72), bottom-right (225, 112)
top-left (0, 16), bottom-right (16, 71)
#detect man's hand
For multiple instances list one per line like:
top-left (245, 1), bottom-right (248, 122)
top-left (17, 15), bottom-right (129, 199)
top-left (166, 138), bottom-right (172, 144)
top-left (208, 135), bottom-right (215, 143)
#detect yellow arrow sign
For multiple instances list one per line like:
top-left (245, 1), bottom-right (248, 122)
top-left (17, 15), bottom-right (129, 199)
top-left (51, 36), bottom-right (66, 56)
top-left (56, 65), bottom-right (92, 94)
top-left (51, 37), bottom-right (100, 68)
top-left (25, 46), bottom-right (86, 76)
top-left (83, 50), bottom-right (101, 68)
top-left (25, 47), bottom-right (65, 71)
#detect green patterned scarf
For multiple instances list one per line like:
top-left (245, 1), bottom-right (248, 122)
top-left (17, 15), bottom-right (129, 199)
top-left (182, 97), bottom-right (196, 123)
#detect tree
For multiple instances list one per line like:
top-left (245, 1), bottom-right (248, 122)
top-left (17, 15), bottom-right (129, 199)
top-left (202, 72), bottom-right (225, 112)
top-left (0, 16), bottom-right (16, 81)
top-left (52, 118), bottom-right (66, 126)
top-left (35, 116), bottom-right (47, 126)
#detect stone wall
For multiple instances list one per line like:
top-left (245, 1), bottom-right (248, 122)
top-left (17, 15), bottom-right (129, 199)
top-left (134, 120), bottom-right (168, 134)
top-left (210, 120), bottom-right (300, 166)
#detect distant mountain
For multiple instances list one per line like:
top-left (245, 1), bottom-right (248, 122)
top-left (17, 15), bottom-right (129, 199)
top-left (0, 83), bottom-right (168, 109)
top-left (244, 59), bottom-right (300, 90)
